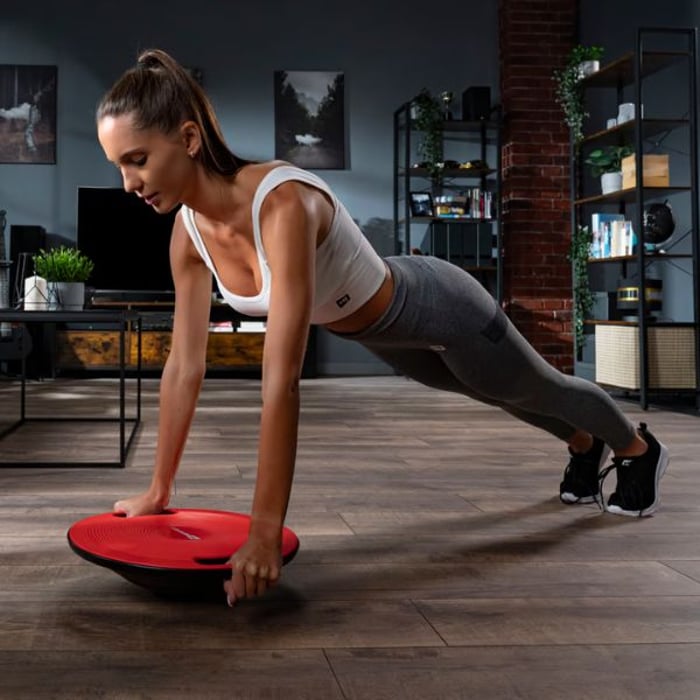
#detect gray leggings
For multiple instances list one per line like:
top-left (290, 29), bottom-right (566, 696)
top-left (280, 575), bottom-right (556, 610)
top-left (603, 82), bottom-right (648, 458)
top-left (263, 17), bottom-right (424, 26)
top-left (331, 255), bottom-right (637, 451)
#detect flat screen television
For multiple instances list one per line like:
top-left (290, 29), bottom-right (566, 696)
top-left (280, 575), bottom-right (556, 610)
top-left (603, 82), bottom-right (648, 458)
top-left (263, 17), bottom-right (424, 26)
top-left (77, 186), bottom-right (178, 301)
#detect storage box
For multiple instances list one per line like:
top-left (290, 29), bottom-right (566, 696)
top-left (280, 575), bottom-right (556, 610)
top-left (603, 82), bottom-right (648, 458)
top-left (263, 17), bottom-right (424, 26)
top-left (461, 86), bottom-right (491, 121)
top-left (595, 324), bottom-right (696, 390)
top-left (621, 154), bottom-right (670, 189)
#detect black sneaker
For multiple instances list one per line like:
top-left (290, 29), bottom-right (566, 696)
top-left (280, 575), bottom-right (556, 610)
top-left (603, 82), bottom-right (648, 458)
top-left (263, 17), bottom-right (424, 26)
top-left (601, 423), bottom-right (669, 517)
top-left (560, 436), bottom-right (610, 504)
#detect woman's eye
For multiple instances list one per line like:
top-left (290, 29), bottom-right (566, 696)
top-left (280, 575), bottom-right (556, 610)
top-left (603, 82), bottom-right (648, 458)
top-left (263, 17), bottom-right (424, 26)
top-left (134, 156), bottom-right (147, 166)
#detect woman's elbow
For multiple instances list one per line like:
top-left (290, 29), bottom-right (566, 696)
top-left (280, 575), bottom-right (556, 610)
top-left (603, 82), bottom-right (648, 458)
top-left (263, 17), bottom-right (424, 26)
top-left (163, 352), bottom-right (207, 387)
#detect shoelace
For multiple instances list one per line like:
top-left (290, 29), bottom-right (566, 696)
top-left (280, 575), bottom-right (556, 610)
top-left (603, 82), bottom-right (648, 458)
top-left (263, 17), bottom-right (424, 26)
top-left (597, 458), bottom-right (644, 517)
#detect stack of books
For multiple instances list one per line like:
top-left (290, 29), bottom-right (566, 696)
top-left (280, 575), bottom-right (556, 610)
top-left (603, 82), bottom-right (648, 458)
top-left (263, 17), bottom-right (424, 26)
top-left (589, 213), bottom-right (636, 259)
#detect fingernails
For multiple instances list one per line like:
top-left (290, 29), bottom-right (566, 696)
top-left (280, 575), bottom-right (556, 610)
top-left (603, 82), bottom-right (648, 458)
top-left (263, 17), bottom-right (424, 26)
top-left (226, 595), bottom-right (234, 608)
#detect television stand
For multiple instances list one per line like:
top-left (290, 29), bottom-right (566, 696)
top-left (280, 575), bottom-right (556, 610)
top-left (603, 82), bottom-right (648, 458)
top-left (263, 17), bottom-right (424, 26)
top-left (53, 298), bottom-right (317, 377)
top-left (91, 289), bottom-right (176, 304)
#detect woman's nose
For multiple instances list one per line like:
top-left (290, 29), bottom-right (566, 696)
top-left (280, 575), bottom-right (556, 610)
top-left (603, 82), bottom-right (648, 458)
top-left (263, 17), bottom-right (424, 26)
top-left (121, 168), bottom-right (141, 194)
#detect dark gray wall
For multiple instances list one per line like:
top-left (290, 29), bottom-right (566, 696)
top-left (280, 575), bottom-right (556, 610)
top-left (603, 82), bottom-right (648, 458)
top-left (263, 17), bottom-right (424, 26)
top-left (0, 0), bottom-right (498, 375)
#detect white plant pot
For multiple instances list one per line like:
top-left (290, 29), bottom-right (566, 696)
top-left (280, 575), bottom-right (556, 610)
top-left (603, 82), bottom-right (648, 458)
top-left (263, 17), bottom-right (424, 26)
top-left (601, 171), bottom-right (623, 194)
top-left (577, 60), bottom-right (600, 79)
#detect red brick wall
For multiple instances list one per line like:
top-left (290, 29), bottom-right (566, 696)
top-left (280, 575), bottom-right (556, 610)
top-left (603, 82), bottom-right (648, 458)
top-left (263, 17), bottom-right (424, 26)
top-left (498, 0), bottom-right (577, 373)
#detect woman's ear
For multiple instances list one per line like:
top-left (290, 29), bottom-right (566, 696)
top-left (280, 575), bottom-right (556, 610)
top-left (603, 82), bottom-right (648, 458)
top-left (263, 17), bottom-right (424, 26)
top-left (181, 120), bottom-right (202, 158)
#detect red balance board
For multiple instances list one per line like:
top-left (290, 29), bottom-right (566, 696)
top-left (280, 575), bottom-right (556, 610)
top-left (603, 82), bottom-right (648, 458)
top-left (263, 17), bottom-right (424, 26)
top-left (67, 509), bottom-right (300, 599)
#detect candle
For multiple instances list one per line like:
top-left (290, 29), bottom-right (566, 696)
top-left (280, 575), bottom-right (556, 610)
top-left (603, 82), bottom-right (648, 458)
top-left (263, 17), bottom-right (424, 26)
top-left (24, 275), bottom-right (48, 310)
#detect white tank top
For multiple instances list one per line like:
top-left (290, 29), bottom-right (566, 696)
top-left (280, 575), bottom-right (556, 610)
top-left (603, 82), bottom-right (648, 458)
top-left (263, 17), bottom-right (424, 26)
top-left (180, 165), bottom-right (386, 325)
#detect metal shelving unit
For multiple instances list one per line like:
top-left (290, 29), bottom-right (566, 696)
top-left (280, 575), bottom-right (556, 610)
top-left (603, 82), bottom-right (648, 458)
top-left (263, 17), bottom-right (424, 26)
top-left (393, 101), bottom-right (503, 302)
top-left (572, 27), bottom-right (699, 410)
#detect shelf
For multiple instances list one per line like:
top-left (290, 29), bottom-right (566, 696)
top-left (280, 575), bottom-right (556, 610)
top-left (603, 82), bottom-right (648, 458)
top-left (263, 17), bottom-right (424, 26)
top-left (400, 118), bottom-right (500, 132)
top-left (570, 29), bottom-right (699, 409)
top-left (406, 216), bottom-right (496, 224)
top-left (402, 167), bottom-right (496, 179)
top-left (587, 252), bottom-right (693, 263)
top-left (585, 319), bottom-right (696, 327)
top-left (462, 265), bottom-right (498, 272)
top-left (575, 185), bottom-right (691, 205)
top-left (394, 99), bottom-right (502, 301)
top-left (582, 118), bottom-right (690, 148)
top-left (580, 50), bottom-right (689, 88)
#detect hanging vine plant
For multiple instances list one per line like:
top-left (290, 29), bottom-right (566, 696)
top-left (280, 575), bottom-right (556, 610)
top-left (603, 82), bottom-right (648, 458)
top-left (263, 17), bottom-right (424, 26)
top-left (553, 45), bottom-right (604, 145)
top-left (412, 88), bottom-right (444, 184)
top-left (568, 224), bottom-right (595, 351)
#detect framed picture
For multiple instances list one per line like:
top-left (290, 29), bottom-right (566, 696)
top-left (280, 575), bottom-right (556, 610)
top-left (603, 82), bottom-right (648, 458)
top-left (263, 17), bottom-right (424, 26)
top-left (274, 70), bottom-right (345, 169)
top-left (0, 65), bottom-right (57, 164)
top-left (409, 192), bottom-right (434, 217)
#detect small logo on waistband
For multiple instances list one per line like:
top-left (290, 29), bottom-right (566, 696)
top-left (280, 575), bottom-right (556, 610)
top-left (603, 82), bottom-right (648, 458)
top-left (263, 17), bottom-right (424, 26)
top-left (336, 294), bottom-right (351, 308)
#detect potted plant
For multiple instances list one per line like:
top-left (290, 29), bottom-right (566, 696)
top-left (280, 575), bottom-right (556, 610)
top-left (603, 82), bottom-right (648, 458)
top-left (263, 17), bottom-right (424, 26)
top-left (568, 224), bottom-right (595, 352)
top-left (33, 245), bottom-right (94, 310)
top-left (584, 144), bottom-right (634, 193)
top-left (411, 88), bottom-right (444, 185)
top-left (553, 44), bottom-right (605, 145)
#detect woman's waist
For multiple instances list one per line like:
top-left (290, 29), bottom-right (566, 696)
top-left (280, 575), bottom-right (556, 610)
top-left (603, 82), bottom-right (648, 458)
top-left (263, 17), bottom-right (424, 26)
top-left (322, 262), bottom-right (394, 334)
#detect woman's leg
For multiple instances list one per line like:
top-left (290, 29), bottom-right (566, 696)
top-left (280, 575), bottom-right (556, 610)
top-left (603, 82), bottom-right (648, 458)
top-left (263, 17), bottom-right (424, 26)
top-left (354, 255), bottom-right (637, 451)
top-left (335, 256), bottom-right (668, 516)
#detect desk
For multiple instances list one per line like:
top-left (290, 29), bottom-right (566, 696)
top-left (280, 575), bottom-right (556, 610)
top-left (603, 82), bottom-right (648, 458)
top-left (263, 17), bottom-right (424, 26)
top-left (0, 309), bottom-right (142, 468)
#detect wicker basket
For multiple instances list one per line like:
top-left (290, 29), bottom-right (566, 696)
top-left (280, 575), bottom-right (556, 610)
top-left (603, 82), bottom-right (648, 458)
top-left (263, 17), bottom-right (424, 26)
top-left (595, 324), bottom-right (697, 390)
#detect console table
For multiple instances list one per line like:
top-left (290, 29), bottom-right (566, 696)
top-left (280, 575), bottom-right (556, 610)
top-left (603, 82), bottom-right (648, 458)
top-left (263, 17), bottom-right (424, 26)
top-left (0, 309), bottom-right (142, 468)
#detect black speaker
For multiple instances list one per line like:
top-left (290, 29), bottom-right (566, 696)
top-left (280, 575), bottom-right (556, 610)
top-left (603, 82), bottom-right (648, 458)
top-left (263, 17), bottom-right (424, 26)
top-left (10, 224), bottom-right (46, 306)
top-left (461, 86), bottom-right (491, 121)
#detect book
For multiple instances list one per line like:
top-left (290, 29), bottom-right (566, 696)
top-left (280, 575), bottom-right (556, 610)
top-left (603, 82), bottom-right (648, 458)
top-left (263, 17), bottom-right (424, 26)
top-left (590, 213), bottom-right (624, 258)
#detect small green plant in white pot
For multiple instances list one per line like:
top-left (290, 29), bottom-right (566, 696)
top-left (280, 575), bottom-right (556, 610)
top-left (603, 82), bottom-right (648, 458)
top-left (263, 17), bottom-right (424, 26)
top-left (33, 246), bottom-right (94, 310)
top-left (584, 145), bottom-right (634, 194)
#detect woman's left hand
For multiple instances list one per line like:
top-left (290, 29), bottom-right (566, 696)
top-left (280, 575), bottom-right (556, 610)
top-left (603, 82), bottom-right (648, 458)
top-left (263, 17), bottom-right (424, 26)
top-left (223, 535), bottom-right (283, 606)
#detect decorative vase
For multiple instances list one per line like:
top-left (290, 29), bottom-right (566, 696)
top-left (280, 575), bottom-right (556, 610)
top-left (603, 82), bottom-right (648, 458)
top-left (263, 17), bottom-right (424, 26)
top-left (577, 60), bottom-right (600, 79)
top-left (48, 282), bottom-right (85, 310)
top-left (601, 171), bottom-right (622, 194)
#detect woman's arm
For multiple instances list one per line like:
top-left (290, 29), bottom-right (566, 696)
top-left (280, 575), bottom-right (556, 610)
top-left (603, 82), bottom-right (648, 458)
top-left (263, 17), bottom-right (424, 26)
top-left (225, 182), bottom-right (320, 604)
top-left (114, 212), bottom-right (212, 516)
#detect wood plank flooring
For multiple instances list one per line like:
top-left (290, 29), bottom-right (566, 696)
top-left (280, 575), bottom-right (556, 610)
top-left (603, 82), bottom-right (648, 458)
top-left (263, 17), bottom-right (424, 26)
top-left (0, 375), bottom-right (699, 699)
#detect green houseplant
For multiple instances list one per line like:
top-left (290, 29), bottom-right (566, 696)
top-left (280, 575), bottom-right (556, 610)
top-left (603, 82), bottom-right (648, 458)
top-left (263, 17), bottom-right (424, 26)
top-left (584, 144), bottom-right (634, 193)
top-left (412, 88), bottom-right (444, 184)
top-left (33, 246), bottom-right (94, 310)
top-left (553, 44), bottom-right (605, 145)
top-left (568, 224), bottom-right (594, 352)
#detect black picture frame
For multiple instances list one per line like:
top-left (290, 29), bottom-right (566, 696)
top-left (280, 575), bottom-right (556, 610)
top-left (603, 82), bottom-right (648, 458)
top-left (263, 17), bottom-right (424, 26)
top-left (0, 64), bottom-right (57, 164)
top-left (274, 70), bottom-right (345, 169)
top-left (409, 192), bottom-right (434, 217)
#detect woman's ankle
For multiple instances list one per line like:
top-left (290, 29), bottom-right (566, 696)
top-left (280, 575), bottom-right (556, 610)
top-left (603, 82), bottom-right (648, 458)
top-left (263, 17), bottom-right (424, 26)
top-left (568, 430), bottom-right (594, 455)
top-left (614, 432), bottom-right (647, 458)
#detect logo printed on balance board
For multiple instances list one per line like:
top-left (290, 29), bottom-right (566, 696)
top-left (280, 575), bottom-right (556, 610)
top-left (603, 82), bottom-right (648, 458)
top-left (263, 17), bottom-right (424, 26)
top-left (336, 294), bottom-right (351, 308)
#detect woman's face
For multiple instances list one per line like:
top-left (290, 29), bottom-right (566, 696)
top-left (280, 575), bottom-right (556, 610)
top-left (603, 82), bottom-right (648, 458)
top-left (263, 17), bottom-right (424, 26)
top-left (97, 113), bottom-right (194, 214)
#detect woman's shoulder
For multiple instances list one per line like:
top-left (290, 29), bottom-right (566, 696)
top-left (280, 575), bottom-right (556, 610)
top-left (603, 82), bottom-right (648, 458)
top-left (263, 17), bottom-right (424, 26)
top-left (239, 160), bottom-right (294, 185)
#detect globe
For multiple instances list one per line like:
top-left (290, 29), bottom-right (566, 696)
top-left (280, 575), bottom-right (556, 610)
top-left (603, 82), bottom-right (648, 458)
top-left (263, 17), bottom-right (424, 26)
top-left (644, 201), bottom-right (675, 250)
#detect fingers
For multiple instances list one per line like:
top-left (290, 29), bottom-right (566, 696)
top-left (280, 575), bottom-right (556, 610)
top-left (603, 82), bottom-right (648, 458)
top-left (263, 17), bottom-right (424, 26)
top-left (223, 559), bottom-right (281, 607)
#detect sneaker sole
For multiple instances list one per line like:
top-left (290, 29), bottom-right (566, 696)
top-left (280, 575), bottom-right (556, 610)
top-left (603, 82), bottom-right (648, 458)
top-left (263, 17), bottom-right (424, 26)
top-left (560, 492), bottom-right (599, 505)
top-left (559, 444), bottom-right (611, 506)
top-left (606, 442), bottom-right (670, 517)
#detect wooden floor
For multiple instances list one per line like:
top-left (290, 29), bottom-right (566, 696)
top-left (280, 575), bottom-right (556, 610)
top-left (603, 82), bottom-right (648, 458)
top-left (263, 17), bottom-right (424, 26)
top-left (0, 375), bottom-right (699, 699)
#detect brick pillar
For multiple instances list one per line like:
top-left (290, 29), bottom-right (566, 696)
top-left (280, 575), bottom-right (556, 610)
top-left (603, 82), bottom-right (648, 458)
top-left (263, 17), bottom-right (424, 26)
top-left (498, 0), bottom-right (577, 373)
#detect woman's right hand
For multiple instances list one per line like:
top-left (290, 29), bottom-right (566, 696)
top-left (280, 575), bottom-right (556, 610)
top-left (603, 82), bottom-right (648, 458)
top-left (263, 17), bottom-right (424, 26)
top-left (113, 490), bottom-right (168, 517)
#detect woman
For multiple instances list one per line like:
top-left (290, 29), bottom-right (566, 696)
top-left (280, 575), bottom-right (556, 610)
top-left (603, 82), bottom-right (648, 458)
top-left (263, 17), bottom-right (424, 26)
top-left (97, 49), bottom-right (668, 607)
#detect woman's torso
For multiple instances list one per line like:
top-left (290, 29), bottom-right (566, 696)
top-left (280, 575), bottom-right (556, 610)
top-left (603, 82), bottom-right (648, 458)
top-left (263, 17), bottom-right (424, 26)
top-left (179, 162), bottom-right (391, 329)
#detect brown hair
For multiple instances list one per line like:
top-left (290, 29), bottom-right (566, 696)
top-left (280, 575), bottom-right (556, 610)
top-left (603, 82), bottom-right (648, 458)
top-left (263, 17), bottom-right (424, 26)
top-left (97, 49), bottom-right (253, 176)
